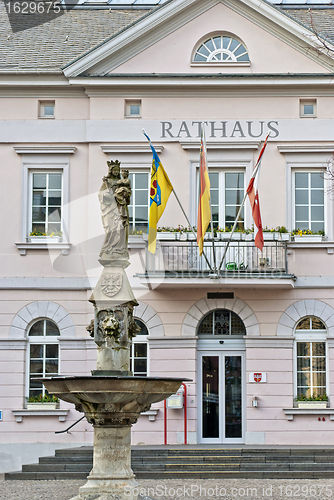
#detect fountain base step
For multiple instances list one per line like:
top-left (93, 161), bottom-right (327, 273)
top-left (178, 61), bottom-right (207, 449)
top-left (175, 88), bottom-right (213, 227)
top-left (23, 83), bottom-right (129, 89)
top-left (6, 446), bottom-right (334, 480)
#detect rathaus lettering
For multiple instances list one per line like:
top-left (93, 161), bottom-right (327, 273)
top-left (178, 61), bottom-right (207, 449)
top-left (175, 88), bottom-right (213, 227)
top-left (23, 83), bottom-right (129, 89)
top-left (160, 120), bottom-right (279, 139)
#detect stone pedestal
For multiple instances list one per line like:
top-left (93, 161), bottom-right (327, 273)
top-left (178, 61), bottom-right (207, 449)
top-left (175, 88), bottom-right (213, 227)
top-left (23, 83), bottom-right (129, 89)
top-left (71, 425), bottom-right (138, 500)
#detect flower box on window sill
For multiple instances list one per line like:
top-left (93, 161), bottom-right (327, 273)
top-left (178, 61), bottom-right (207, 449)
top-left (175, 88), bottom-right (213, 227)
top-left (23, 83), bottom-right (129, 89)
top-left (280, 233), bottom-right (290, 241)
top-left (293, 235), bottom-right (323, 243)
top-left (263, 232), bottom-right (280, 241)
top-left (218, 232), bottom-right (243, 241)
top-left (157, 232), bottom-right (177, 240)
top-left (29, 236), bottom-right (62, 243)
top-left (26, 402), bottom-right (59, 410)
top-left (296, 401), bottom-right (327, 409)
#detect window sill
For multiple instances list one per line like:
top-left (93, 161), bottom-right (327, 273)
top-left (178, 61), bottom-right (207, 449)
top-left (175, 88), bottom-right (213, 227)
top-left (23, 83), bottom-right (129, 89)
top-left (15, 242), bottom-right (71, 256)
top-left (38, 115), bottom-right (55, 119)
top-left (12, 409), bottom-right (69, 423)
top-left (190, 62), bottom-right (251, 67)
top-left (283, 408), bottom-right (334, 421)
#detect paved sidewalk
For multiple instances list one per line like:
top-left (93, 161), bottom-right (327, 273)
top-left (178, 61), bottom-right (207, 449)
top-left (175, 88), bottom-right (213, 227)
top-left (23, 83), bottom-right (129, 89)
top-left (2, 478), bottom-right (334, 500)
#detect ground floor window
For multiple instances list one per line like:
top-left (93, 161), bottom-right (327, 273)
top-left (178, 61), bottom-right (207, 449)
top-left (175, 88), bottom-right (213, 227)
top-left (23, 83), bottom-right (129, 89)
top-left (295, 316), bottom-right (327, 398)
top-left (130, 319), bottom-right (149, 376)
top-left (27, 319), bottom-right (60, 398)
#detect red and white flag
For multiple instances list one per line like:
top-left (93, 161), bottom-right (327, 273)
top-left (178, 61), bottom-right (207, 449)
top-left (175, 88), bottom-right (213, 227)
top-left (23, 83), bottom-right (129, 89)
top-left (246, 134), bottom-right (269, 252)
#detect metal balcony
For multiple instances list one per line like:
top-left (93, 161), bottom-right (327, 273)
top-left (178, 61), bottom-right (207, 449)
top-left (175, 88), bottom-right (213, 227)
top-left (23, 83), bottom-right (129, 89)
top-left (136, 237), bottom-right (296, 288)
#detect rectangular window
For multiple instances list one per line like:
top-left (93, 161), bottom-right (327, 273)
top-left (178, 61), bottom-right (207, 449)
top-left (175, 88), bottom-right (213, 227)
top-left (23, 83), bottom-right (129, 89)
top-left (296, 341), bottom-right (326, 398)
top-left (208, 171), bottom-right (244, 230)
top-left (129, 171), bottom-right (149, 233)
top-left (30, 171), bottom-right (62, 235)
top-left (125, 99), bottom-right (141, 118)
top-left (39, 101), bottom-right (55, 118)
top-left (29, 343), bottom-right (59, 398)
top-left (130, 342), bottom-right (148, 376)
top-left (294, 171), bottom-right (324, 232)
top-left (300, 99), bottom-right (316, 118)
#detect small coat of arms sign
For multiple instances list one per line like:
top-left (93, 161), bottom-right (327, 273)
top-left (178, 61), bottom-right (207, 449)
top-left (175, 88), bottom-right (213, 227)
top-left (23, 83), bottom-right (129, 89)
top-left (101, 273), bottom-right (122, 297)
top-left (249, 372), bottom-right (267, 383)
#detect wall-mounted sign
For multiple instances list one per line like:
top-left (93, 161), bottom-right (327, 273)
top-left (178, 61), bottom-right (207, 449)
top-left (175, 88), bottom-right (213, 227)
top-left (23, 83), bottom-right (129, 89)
top-left (0, 410), bottom-right (2, 421)
top-left (166, 389), bottom-right (184, 409)
top-left (249, 372), bottom-right (267, 383)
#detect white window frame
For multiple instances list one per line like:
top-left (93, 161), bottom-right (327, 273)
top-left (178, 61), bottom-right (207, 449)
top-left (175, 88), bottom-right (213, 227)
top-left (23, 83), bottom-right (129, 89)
top-left (128, 168), bottom-right (150, 234)
top-left (300, 99), bottom-right (316, 118)
top-left (20, 155), bottom-right (70, 243)
top-left (26, 319), bottom-right (60, 401)
top-left (192, 34), bottom-right (250, 67)
top-left (124, 99), bottom-right (141, 118)
top-left (28, 169), bottom-right (63, 237)
top-left (190, 161), bottom-right (251, 229)
top-left (293, 319), bottom-right (328, 400)
top-left (131, 318), bottom-right (149, 376)
top-left (292, 170), bottom-right (325, 233)
top-left (284, 152), bottom-right (334, 240)
top-left (207, 169), bottom-right (246, 230)
top-left (39, 100), bottom-right (55, 119)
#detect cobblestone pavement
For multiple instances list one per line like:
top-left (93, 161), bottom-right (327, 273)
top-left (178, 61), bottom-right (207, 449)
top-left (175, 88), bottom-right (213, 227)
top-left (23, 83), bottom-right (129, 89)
top-left (2, 478), bottom-right (334, 500)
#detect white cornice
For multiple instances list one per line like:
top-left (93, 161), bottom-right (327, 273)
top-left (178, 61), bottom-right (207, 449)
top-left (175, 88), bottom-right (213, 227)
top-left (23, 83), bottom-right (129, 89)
top-left (101, 144), bottom-right (164, 153)
top-left (63, 0), bottom-right (334, 78)
top-left (14, 146), bottom-right (77, 154)
top-left (277, 144), bottom-right (334, 153)
top-left (180, 140), bottom-right (260, 150)
top-left (70, 76), bottom-right (334, 88)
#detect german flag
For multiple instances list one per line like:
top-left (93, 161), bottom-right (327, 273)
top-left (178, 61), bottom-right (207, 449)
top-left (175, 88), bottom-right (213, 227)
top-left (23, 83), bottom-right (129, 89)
top-left (197, 125), bottom-right (211, 256)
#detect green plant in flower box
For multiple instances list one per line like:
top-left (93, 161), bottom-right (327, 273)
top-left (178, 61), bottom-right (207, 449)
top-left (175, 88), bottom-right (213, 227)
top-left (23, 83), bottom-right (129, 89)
top-left (294, 393), bottom-right (328, 402)
top-left (27, 393), bottom-right (59, 403)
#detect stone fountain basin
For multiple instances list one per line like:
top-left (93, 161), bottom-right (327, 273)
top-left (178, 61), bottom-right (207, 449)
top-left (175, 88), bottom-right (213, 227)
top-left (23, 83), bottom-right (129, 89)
top-left (40, 375), bottom-right (186, 408)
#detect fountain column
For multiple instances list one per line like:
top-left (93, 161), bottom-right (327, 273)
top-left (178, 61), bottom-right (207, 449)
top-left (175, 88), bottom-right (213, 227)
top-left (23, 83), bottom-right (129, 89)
top-left (41, 161), bottom-right (186, 500)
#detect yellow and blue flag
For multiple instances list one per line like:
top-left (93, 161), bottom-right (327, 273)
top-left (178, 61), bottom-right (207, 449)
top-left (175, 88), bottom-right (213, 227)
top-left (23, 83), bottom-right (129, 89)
top-left (144, 132), bottom-right (173, 254)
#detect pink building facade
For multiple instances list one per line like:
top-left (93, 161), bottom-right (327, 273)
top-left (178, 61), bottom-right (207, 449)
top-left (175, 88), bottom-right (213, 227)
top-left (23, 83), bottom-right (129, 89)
top-left (1, 0), bottom-right (334, 472)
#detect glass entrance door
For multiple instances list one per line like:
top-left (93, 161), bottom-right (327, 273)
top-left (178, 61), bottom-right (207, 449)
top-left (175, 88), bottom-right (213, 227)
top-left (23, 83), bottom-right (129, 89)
top-left (199, 351), bottom-right (245, 443)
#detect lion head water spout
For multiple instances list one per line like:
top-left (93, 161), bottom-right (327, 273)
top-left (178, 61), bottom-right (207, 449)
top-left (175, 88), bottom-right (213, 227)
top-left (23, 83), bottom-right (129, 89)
top-left (41, 160), bottom-right (187, 500)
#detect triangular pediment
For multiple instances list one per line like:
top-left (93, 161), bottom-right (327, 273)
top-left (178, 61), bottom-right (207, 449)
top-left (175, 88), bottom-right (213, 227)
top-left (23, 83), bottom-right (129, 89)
top-left (63, 0), bottom-right (334, 78)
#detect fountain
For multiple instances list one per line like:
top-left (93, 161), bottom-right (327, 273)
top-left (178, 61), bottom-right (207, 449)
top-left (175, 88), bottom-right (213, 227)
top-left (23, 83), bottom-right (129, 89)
top-left (41, 160), bottom-right (186, 500)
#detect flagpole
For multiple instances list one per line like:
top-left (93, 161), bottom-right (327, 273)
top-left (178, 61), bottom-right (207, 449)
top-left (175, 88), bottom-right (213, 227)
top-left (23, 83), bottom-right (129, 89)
top-left (142, 129), bottom-right (214, 272)
top-left (201, 122), bottom-right (218, 274)
top-left (217, 133), bottom-right (270, 272)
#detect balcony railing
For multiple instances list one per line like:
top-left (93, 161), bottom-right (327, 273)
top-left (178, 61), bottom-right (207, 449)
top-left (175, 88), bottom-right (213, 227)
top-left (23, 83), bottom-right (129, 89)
top-left (143, 238), bottom-right (291, 278)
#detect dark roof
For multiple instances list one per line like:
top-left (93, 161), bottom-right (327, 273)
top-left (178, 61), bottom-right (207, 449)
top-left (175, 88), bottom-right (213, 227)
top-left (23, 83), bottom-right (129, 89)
top-left (0, 1), bottom-right (333, 73)
top-left (0, 3), bottom-right (151, 72)
top-left (281, 7), bottom-right (334, 42)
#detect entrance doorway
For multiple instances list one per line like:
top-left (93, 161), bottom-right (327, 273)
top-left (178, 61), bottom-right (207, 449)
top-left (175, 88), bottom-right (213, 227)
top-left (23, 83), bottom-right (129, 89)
top-left (198, 350), bottom-right (245, 443)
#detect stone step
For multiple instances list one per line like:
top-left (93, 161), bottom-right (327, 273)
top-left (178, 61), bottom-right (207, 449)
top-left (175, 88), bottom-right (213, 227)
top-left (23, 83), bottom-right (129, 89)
top-left (6, 446), bottom-right (334, 481)
top-left (7, 469), bottom-right (334, 480)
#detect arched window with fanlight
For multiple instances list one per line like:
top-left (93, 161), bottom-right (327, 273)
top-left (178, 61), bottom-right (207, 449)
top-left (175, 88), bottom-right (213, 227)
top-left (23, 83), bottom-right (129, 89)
top-left (27, 319), bottom-right (60, 399)
top-left (193, 35), bottom-right (250, 63)
top-left (130, 319), bottom-right (149, 376)
top-left (198, 309), bottom-right (246, 336)
top-left (294, 316), bottom-right (327, 399)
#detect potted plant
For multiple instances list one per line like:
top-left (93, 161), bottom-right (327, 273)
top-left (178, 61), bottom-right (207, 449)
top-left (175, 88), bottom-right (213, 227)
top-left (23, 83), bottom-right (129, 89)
top-left (26, 393), bottom-right (59, 410)
top-left (217, 227), bottom-right (245, 241)
top-left (157, 226), bottom-right (178, 240)
top-left (276, 226), bottom-right (290, 241)
top-left (292, 229), bottom-right (324, 242)
top-left (29, 231), bottom-right (62, 243)
top-left (262, 227), bottom-right (280, 240)
top-left (295, 393), bottom-right (328, 409)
